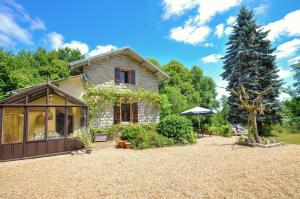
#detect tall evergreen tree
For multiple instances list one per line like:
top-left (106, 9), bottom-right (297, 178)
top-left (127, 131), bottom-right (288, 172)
top-left (222, 6), bottom-right (281, 135)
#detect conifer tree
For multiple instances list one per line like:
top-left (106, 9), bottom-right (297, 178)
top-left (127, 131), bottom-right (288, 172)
top-left (222, 6), bottom-right (281, 134)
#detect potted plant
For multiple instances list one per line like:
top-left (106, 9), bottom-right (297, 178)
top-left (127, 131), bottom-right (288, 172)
top-left (125, 141), bottom-right (131, 149)
top-left (71, 128), bottom-right (93, 154)
top-left (118, 140), bottom-right (126, 148)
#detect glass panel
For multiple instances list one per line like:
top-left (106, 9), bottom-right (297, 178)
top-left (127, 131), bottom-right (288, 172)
top-left (67, 107), bottom-right (84, 137)
top-left (28, 90), bottom-right (47, 104)
top-left (48, 107), bottom-right (65, 140)
top-left (2, 107), bottom-right (24, 144)
top-left (120, 71), bottom-right (129, 83)
top-left (121, 104), bottom-right (131, 122)
top-left (8, 96), bottom-right (26, 104)
top-left (49, 93), bottom-right (65, 105)
top-left (28, 96), bottom-right (46, 104)
top-left (28, 107), bottom-right (46, 141)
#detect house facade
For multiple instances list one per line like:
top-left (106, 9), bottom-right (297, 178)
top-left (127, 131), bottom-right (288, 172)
top-left (0, 47), bottom-right (168, 161)
top-left (57, 47), bottom-right (169, 127)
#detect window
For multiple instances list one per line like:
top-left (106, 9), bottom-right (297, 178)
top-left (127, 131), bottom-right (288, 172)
top-left (120, 70), bottom-right (129, 83)
top-left (47, 107), bottom-right (65, 140)
top-left (67, 107), bottom-right (84, 137)
top-left (2, 107), bottom-right (24, 144)
top-left (28, 107), bottom-right (46, 141)
top-left (121, 103), bottom-right (131, 122)
top-left (115, 68), bottom-right (135, 85)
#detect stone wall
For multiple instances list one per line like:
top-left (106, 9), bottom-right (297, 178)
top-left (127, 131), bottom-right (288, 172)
top-left (84, 54), bottom-right (159, 92)
top-left (91, 101), bottom-right (160, 127)
top-left (84, 54), bottom-right (160, 127)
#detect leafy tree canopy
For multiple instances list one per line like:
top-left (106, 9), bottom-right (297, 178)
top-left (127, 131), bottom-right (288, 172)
top-left (0, 47), bottom-right (83, 99)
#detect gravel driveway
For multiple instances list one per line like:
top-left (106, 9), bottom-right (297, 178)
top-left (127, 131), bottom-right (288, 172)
top-left (0, 136), bottom-right (299, 199)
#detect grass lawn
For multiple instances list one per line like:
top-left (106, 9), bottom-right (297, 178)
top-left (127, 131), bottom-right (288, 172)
top-left (0, 136), bottom-right (299, 199)
top-left (274, 133), bottom-right (300, 144)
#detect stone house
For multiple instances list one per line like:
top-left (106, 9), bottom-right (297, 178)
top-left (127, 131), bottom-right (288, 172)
top-left (54, 47), bottom-right (169, 127)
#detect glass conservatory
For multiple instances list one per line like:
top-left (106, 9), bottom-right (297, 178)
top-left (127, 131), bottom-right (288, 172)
top-left (0, 83), bottom-right (88, 161)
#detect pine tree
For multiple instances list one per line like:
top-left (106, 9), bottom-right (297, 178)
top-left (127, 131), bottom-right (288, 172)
top-left (222, 6), bottom-right (282, 135)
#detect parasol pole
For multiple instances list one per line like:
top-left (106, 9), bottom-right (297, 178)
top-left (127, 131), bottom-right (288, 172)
top-left (198, 114), bottom-right (200, 129)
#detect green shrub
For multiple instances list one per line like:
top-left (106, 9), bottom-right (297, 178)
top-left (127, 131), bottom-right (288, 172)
top-left (208, 124), bottom-right (232, 137)
top-left (91, 123), bottom-right (158, 140)
top-left (121, 125), bottom-right (146, 141)
top-left (158, 115), bottom-right (196, 144)
top-left (72, 128), bottom-right (93, 148)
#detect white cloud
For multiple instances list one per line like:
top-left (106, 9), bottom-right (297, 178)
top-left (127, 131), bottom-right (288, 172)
top-left (162, 0), bottom-right (198, 19)
top-left (215, 21), bottom-right (233, 38)
top-left (224, 26), bottom-right (233, 35)
top-left (201, 54), bottom-right (222, 63)
top-left (4, 0), bottom-right (46, 31)
top-left (169, 25), bottom-right (211, 45)
top-left (278, 92), bottom-right (292, 101)
top-left (277, 67), bottom-right (293, 79)
top-left (47, 32), bottom-right (64, 49)
top-left (47, 32), bottom-right (118, 56)
top-left (163, 0), bottom-right (241, 44)
top-left (0, 13), bottom-right (32, 45)
top-left (216, 80), bottom-right (229, 99)
top-left (0, 33), bottom-right (14, 46)
top-left (288, 55), bottom-right (300, 65)
top-left (264, 10), bottom-right (300, 41)
top-left (89, 45), bottom-right (117, 57)
top-left (0, 0), bottom-right (47, 47)
top-left (204, 42), bottom-right (214, 47)
top-left (215, 24), bottom-right (224, 38)
top-left (275, 39), bottom-right (300, 59)
top-left (254, 4), bottom-right (269, 15)
top-left (64, 41), bottom-right (89, 55)
top-left (226, 16), bottom-right (236, 25)
top-left (47, 32), bottom-right (89, 54)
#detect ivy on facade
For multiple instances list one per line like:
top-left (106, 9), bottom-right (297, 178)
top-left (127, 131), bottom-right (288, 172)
top-left (82, 85), bottom-right (171, 119)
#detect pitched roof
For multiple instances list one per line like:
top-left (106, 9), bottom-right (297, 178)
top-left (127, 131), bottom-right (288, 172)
top-left (8, 75), bottom-right (83, 96)
top-left (0, 83), bottom-right (87, 106)
top-left (69, 47), bottom-right (169, 81)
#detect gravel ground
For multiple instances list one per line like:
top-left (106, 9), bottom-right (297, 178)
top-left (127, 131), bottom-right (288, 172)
top-left (0, 136), bottom-right (299, 199)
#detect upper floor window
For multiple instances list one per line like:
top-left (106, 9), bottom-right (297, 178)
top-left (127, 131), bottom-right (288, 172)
top-left (120, 70), bottom-right (130, 84)
top-left (115, 68), bottom-right (135, 85)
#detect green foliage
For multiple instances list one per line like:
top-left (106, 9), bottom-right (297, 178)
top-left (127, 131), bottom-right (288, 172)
top-left (147, 58), bottom-right (162, 68)
top-left (162, 86), bottom-right (188, 114)
top-left (0, 47), bottom-right (83, 99)
top-left (121, 125), bottom-right (146, 141)
top-left (208, 124), bottom-right (232, 137)
top-left (158, 115), bottom-right (196, 144)
top-left (91, 123), bottom-right (159, 140)
top-left (83, 86), bottom-right (170, 120)
top-left (291, 62), bottom-right (300, 95)
top-left (160, 60), bottom-right (218, 111)
top-left (283, 97), bottom-right (300, 129)
top-left (222, 6), bottom-right (281, 131)
top-left (72, 128), bottom-right (93, 148)
top-left (210, 95), bottom-right (229, 127)
top-left (108, 123), bottom-right (174, 149)
top-left (91, 124), bottom-right (128, 140)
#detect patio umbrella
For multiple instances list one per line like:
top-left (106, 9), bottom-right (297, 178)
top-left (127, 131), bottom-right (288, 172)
top-left (181, 107), bottom-right (216, 130)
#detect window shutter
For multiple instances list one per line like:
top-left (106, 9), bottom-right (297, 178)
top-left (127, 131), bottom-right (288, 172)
top-left (114, 104), bottom-right (121, 124)
top-left (132, 103), bottom-right (138, 123)
top-left (130, 70), bottom-right (136, 85)
top-left (115, 68), bottom-right (121, 83)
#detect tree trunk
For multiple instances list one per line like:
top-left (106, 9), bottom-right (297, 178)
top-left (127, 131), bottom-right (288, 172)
top-left (251, 110), bottom-right (260, 143)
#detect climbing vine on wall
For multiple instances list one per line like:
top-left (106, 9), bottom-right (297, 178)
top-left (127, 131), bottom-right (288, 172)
top-left (83, 85), bottom-right (171, 119)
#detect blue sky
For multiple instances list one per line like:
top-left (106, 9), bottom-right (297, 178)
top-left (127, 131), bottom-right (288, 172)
top-left (1, 0), bottom-right (300, 99)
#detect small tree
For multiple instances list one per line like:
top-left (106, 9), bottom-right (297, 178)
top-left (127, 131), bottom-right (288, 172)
top-left (230, 85), bottom-right (270, 143)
